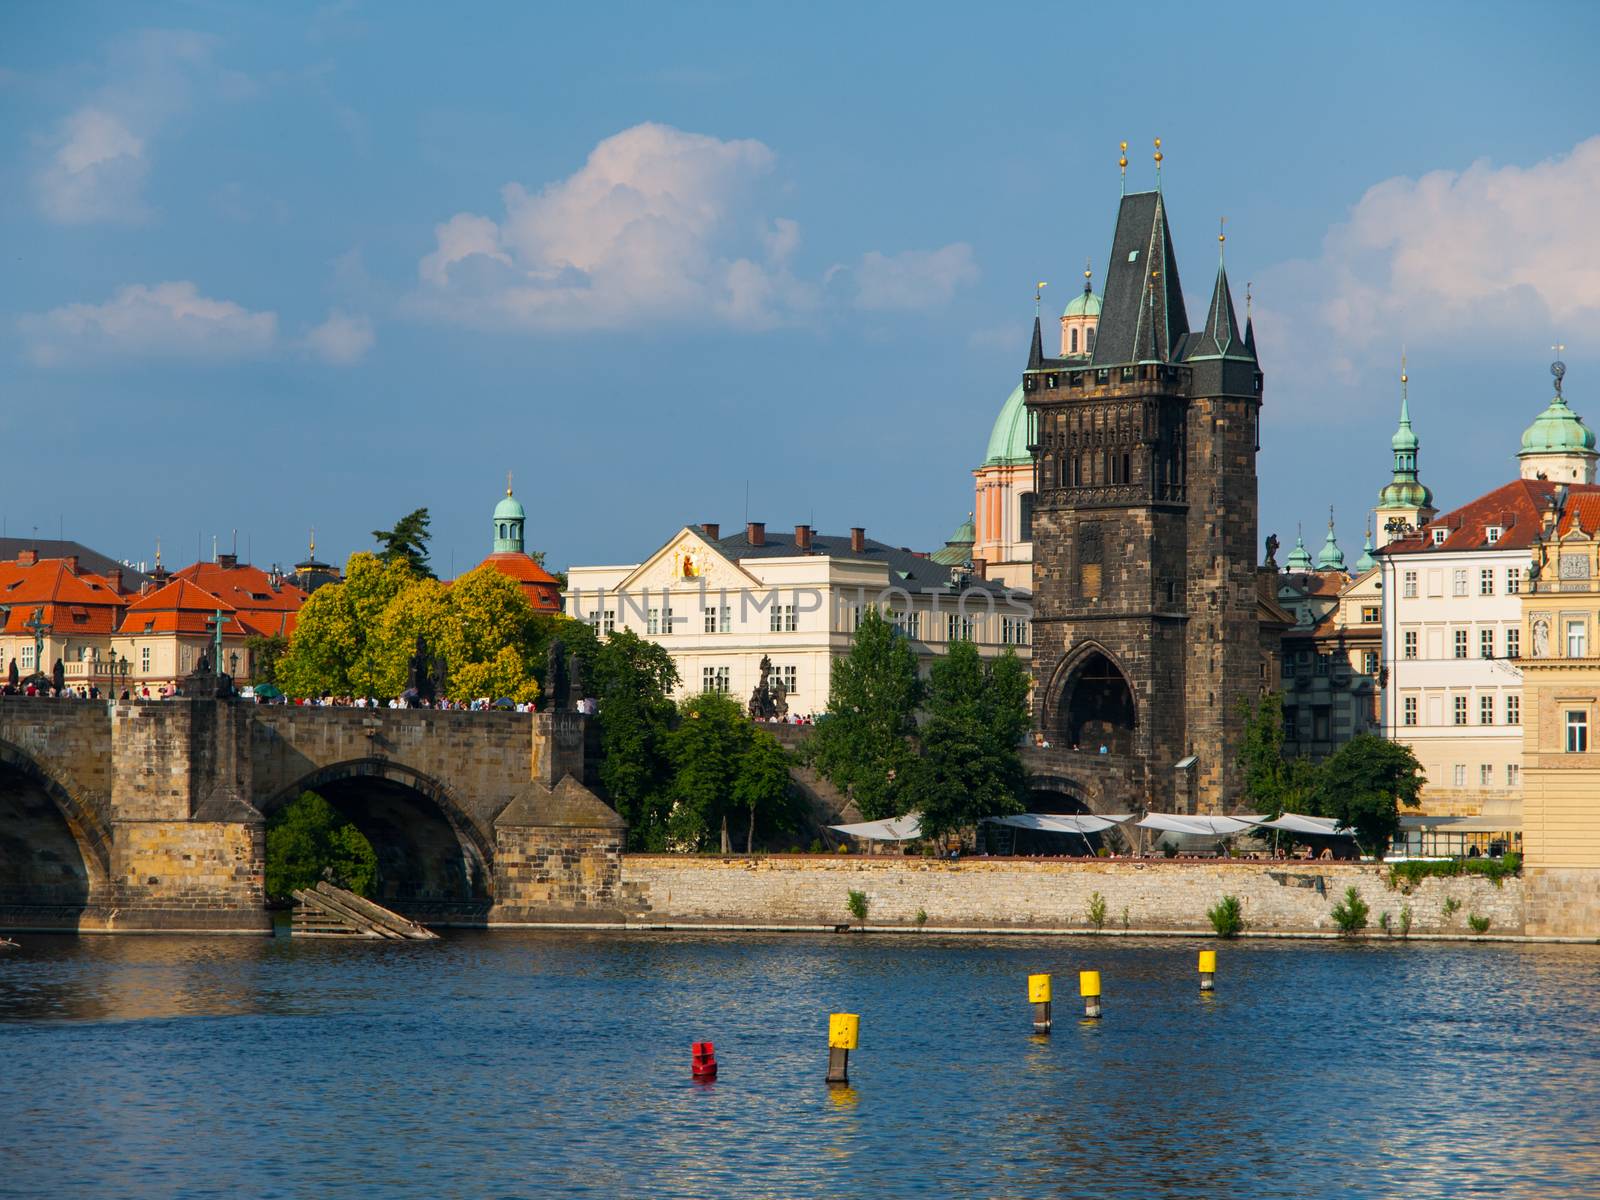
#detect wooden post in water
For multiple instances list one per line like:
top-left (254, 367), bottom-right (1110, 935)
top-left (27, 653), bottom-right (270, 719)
top-left (827, 1013), bottom-right (858, 1084)
top-left (1029, 972), bottom-right (1053, 1033)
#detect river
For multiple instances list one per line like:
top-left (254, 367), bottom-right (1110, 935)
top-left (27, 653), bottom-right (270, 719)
top-left (1, 931), bottom-right (1595, 1198)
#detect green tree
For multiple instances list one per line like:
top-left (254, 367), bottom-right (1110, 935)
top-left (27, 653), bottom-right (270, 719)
top-left (808, 607), bottom-right (922, 819)
top-left (666, 691), bottom-right (752, 851)
top-left (244, 633), bottom-right (289, 686)
top-left (732, 726), bottom-right (794, 853)
top-left (590, 629), bottom-right (679, 849)
top-left (264, 791), bottom-right (378, 902)
top-left (277, 553), bottom-right (416, 698)
top-left (1239, 692), bottom-right (1292, 815)
top-left (1308, 734), bottom-right (1425, 856)
top-left (372, 507), bottom-right (435, 578)
top-left (902, 641), bottom-right (1029, 844)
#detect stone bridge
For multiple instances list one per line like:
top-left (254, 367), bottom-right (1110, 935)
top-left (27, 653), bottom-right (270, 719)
top-left (0, 695), bottom-right (623, 933)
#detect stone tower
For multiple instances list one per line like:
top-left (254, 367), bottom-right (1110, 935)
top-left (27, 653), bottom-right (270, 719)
top-left (1026, 188), bottom-right (1264, 814)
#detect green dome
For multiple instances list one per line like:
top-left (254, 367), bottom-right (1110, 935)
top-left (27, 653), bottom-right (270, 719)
top-left (1379, 479), bottom-right (1433, 509)
top-left (983, 382), bottom-right (1030, 466)
top-left (494, 490), bottom-right (526, 522)
top-left (931, 513), bottom-right (976, 566)
top-left (1062, 287), bottom-right (1102, 319)
top-left (1315, 520), bottom-right (1346, 573)
top-left (1355, 532), bottom-right (1378, 574)
top-left (1519, 394), bottom-right (1596, 457)
top-left (1391, 421), bottom-right (1419, 453)
top-left (1285, 533), bottom-right (1314, 572)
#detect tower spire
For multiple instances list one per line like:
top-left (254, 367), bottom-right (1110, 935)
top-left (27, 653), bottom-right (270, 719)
top-left (1119, 140), bottom-right (1128, 196)
top-left (1153, 137), bottom-right (1163, 191)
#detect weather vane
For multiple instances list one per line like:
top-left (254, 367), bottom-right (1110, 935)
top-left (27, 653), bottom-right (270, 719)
top-left (1118, 140), bottom-right (1128, 193)
top-left (1035, 280), bottom-right (1048, 318)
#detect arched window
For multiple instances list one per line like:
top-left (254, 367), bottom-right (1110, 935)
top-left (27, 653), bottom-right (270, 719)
top-left (1070, 327), bottom-right (1079, 353)
top-left (1019, 492), bottom-right (1035, 542)
top-left (1087, 327), bottom-right (1096, 353)
top-left (1122, 453), bottom-right (1131, 483)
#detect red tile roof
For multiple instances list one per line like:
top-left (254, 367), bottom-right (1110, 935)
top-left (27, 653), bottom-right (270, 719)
top-left (171, 560), bottom-right (306, 636)
top-left (475, 553), bottom-right (562, 612)
top-left (1380, 478), bottom-right (1600, 556)
top-left (0, 558), bottom-right (129, 634)
top-left (118, 579), bottom-right (251, 636)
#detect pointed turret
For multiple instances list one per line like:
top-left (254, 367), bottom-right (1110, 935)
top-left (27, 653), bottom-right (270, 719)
top-left (1027, 315), bottom-right (1044, 370)
top-left (1091, 191), bottom-right (1189, 366)
top-left (1314, 508), bottom-right (1347, 573)
top-left (1286, 526), bottom-right (1314, 572)
top-left (1375, 357), bottom-right (1437, 545)
top-left (1355, 526), bottom-right (1378, 574)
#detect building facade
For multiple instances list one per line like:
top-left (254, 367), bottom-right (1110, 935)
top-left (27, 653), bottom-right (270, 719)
top-left (565, 521), bottom-right (1029, 715)
top-left (1025, 185), bottom-right (1269, 814)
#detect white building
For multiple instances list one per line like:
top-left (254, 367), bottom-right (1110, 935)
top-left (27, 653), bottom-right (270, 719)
top-left (564, 521), bottom-right (1031, 715)
top-left (1378, 359), bottom-right (1600, 817)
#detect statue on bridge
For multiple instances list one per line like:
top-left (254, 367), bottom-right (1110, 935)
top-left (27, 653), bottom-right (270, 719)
top-left (748, 655), bottom-right (785, 721)
top-left (407, 635), bottom-right (447, 705)
top-left (545, 637), bottom-right (570, 711)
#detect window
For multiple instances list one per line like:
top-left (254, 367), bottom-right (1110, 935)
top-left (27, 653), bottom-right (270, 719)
top-left (1453, 695), bottom-right (1468, 725)
top-left (769, 604), bottom-right (796, 633)
top-left (701, 666), bottom-right (730, 694)
top-left (703, 605), bottom-right (730, 634)
top-left (1506, 694), bottom-right (1521, 725)
top-left (1567, 709), bottom-right (1589, 753)
top-left (1507, 627), bottom-right (1521, 659)
top-left (661, 603), bottom-right (674, 633)
top-left (1507, 567), bottom-right (1522, 595)
top-left (1000, 616), bottom-right (1027, 645)
top-left (602, 610), bottom-right (615, 635)
top-left (1433, 529), bottom-right (1447, 546)
top-left (946, 613), bottom-right (975, 641)
top-left (20, 644), bottom-right (34, 669)
top-left (1507, 763), bottom-right (1521, 787)
top-left (647, 608), bottom-right (661, 635)
top-left (1404, 571), bottom-right (1418, 598)
top-left (1569, 620), bottom-right (1588, 658)
top-left (1452, 569), bottom-right (1468, 597)
top-left (1315, 654), bottom-right (1330, 677)
top-left (771, 664), bottom-right (797, 693)
top-left (893, 610), bottom-right (922, 639)
top-left (1481, 695), bottom-right (1494, 725)
top-left (141, 646), bottom-right (151, 672)
top-left (1453, 764), bottom-right (1466, 787)
top-left (1480, 568), bottom-right (1495, 596)
top-left (1403, 696), bottom-right (1418, 726)
top-left (1360, 606), bottom-right (1380, 624)
top-left (1363, 650), bottom-right (1379, 675)
top-left (1070, 327), bottom-right (1079, 353)
top-left (1403, 630), bottom-right (1418, 659)
top-left (1481, 629), bottom-right (1495, 659)
top-left (1453, 629), bottom-right (1468, 659)
top-left (1480, 764), bottom-right (1493, 787)
top-left (1281, 656), bottom-right (1294, 678)
top-left (1486, 526), bottom-right (1502, 545)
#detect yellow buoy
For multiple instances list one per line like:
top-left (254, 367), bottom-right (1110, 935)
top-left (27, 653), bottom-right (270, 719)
top-left (1028, 973), bottom-right (1053, 1004)
top-left (1078, 970), bottom-right (1101, 997)
top-left (828, 1012), bottom-right (859, 1050)
top-left (1199, 949), bottom-right (1217, 991)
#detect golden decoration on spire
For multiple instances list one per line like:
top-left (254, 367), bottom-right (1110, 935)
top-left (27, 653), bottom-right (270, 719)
top-left (506, 469), bottom-right (514, 497)
top-left (1153, 136), bottom-right (1163, 165)
top-left (1118, 140), bottom-right (1128, 169)
top-left (309, 527), bottom-right (316, 556)
top-left (1219, 216), bottom-right (1226, 245)
top-left (1401, 347), bottom-right (1408, 387)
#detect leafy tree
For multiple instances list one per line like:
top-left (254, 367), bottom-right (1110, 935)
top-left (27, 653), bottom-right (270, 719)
top-left (732, 727), bottom-right (795, 853)
top-left (264, 791), bottom-right (377, 902)
top-left (1239, 692), bottom-right (1292, 815)
top-left (666, 691), bottom-right (752, 852)
top-left (372, 507), bottom-right (435, 578)
top-left (1308, 734), bottom-right (1425, 856)
top-left (590, 629), bottom-right (679, 849)
top-left (902, 641), bottom-right (1029, 843)
top-left (808, 607), bottom-right (922, 820)
top-left (277, 553), bottom-right (416, 698)
top-left (244, 633), bottom-right (289, 686)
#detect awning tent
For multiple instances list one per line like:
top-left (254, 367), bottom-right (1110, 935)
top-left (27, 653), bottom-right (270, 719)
top-left (1243, 813), bottom-right (1354, 838)
top-left (1136, 813), bottom-right (1257, 837)
top-left (983, 813), bottom-right (1133, 835)
top-left (829, 815), bottom-right (924, 842)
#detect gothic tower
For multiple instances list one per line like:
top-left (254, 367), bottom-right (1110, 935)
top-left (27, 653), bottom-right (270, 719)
top-left (1026, 184), bottom-right (1264, 814)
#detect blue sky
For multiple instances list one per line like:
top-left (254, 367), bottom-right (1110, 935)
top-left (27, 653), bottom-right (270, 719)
top-left (4, 1), bottom-right (1598, 576)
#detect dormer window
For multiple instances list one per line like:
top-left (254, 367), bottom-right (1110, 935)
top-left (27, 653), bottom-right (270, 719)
top-left (1432, 529), bottom-right (1447, 546)
top-left (1486, 526), bottom-right (1502, 545)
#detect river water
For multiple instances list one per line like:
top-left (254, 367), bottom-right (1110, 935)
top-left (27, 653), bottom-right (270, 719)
top-left (1, 931), bottom-right (1596, 1198)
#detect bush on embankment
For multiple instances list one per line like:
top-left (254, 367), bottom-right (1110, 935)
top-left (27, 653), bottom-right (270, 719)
top-left (1388, 853), bottom-right (1521, 894)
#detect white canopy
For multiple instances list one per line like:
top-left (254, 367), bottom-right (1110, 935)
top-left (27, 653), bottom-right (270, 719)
top-left (1247, 813), bottom-right (1354, 838)
top-left (1136, 813), bottom-right (1257, 837)
top-left (829, 814), bottom-right (923, 841)
top-left (983, 813), bottom-right (1133, 835)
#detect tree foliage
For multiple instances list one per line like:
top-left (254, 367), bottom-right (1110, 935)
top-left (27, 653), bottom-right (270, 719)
top-left (278, 553), bottom-right (416, 698)
top-left (244, 633), bottom-right (289, 686)
top-left (901, 641), bottom-right (1029, 843)
top-left (372, 507), bottom-right (435, 578)
top-left (808, 607), bottom-right (922, 820)
top-left (666, 691), bottom-right (754, 852)
top-left (733, 727), bottom-right (794, 853)
top-left (264, 791), bottom-right (377, 902)
top-left (589, 629), bottom-right (679, 849)
top-left (1309, 734), bottom-right (1425, 855)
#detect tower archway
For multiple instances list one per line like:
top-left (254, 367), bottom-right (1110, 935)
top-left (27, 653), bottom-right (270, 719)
top-left (1053, 648), bottom-right (1137, 755)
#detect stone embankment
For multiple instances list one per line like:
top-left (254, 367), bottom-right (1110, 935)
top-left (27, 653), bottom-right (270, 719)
top-left (620, 855), bottom-right (1526, 937)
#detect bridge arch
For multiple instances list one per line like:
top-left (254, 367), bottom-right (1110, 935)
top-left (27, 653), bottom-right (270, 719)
top-left (259, 758), bottom-right (492, 920)
top-left (0, 737), bottom-right (110, 917)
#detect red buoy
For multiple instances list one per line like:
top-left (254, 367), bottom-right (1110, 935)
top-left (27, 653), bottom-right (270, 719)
top-left (691, 1040), bottom-right (718, 1079)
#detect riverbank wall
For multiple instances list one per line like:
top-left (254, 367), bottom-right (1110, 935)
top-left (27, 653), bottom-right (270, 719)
top-left (619, 855), bottom-right (1526, 937)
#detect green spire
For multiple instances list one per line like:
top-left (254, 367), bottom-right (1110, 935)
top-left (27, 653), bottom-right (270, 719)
top-left (1315, 508), bottom-right (1347, 572)
top-left (492, 473), bottom-right (526, 554)
top-left (1355, 525), bottom-right (1378, 574)
top-left (1285, 525), bottom-right (1314, 572)
top-left (1379, 358), bottom-right (1433, 511)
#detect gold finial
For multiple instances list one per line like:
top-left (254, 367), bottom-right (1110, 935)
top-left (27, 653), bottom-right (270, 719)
top-left (1219, 216), bottom-right (1226, 245)
top-left (1153, 136), bottom-right (1163, 165)
top-left (309, 527), bottom-right (316, 556)
top-left (1401, 347), bottom-right (1408, 386)
top-left (1118, 140), bottom-right (1128, 168)
top-left (155, 537), bottom-right (162, 569)
top-left (506, 469), bottom-right (514, 497)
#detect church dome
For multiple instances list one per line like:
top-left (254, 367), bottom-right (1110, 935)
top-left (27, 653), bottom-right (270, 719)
top-left (1519, 394), bottom-right (1596, 457)
top-left (1379, 478), bottom-right (1434, 509)
top-left (1314, 519), bottom-right (1346, 572)
top-left (1285, 532), bottom-right (1314, 572)
top-left (1062, 288), bottom-right (1102, 319)
top-left (494, 490), bottom-right (526, 522)
top-left (983, 382), bottom-right (1030, 466)
top-left (931, 513), bottom-right (976, 566)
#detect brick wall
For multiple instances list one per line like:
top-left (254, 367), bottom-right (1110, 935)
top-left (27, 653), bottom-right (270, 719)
top-left (621, 855), bottom-right (1524, 936)
top-left (492, 827), bottom-right (624, 922)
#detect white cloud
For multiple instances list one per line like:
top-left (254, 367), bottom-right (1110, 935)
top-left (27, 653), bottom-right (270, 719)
top-left (19, 282), bottom-right (278, 366)
top-left (851, 244), bottom-right (979, 311)
top-left (1255, 136), bottom-right (1600, 385)
top-left (415, 122), bottom-right (812, 331)
top-left (31, 29), bottom-right (232, 224)
top-left (304, 310), bottom-right (375, 365)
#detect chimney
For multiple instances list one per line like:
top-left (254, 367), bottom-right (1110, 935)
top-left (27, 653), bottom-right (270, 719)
top-left (63, 555), bottom-right (79, 575)
top-left (971, 557), bottom-right (987, 580)
top-left (701, 522), bottom-right (720, 541)
top-left (17, 549), bottom-right (37, 566)
top-left (794, 524), bottom-right (813, 551)
top-left (108, 568), bottom-right (123, 594)
top-left (217, 553), bottom-right (238, 569)
top-left (911, 551), bottom-right (930, 559)
top-left (850, 527), bottom-right (866, 553)
top-left (747, 521), bottom-right (766, 547)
